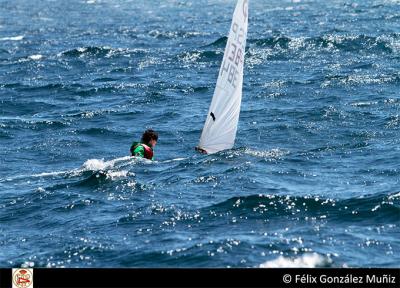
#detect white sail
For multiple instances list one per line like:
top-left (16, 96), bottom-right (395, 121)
top-left (198, 0), bottom-right (249, 154)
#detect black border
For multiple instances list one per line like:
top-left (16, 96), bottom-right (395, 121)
top-left (0, 268), bottom-right (399, 288)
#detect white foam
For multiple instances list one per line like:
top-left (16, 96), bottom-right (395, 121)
top-left (0, 170), bottom-right (71, 183)
top-left (32, 170), bottom-right (70, 178)
top-left (244, 148), bottom-right (288, 159)
top-left (21, 261), bottom-right (35, 268)
top-left (36, 187), bottom-right (46, 193)
top-left (260, 253), bottom-right (332, 268)
top-left (388, 192), bottom-right (400, 200)
top-left (82, 159), bottom-right (110, 171)
top-left (28, 54), bottom-right (43, 60)
top-left (81, 156), bottom-right (135, 171)
top-left (180, 52), bottom-right (201, 66)
top-left (350, 101), bottom-right (378, 107)
top-left (106, 170), bottom-right (129, 180)
top-left (0, 35), bottom-right (24, 41)
top-left (162, 157), bottom-right (188, 163)
top-left (38, 156), bottom-right (135, 177)
top-left (0, 156), bottom-right (140, 183)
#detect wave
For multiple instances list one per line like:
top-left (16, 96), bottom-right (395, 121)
top-left (194, 35), bottom-right (392, 69)
top-left (16, 54), bottom-right (44, 62)
top-left (80, 157), bottom-right (140, 171)
top-left (260, 253), bottom-right (333, 268)
top-left (192, 147), bottom-right (289, 162)
top-left (76, 128), bottom-right (127, 137)
top-left (177, 50), bottom-right (222, 65)
top-left (205, 192), bottom-right (400, 222)
top-left (61, 46), bottom-right (113, 57)
top-left (251, 36), bottom-right (291, 48)
top-left (148, 30), bottom-right (205, 39)
top-left (0, 35), bottom-right (24, 41)
top-left (120, 190), bottom-right (399, 228)
top-left (0, 48), bottom-right (10, 59)
top-left (243, 148), bottom-right (289, 159)
top-left (1, 82), bottom-right (136, 99)
top-left (178, 34), bottom-right (398, 58)
top-left (92, 77), bottom-right (118, 83)
top-left (52, 197), bottom-right (103, 213)
top-left (53, 157), bottom-right (155, 190)
top-left (59, 46), bottom-right (146, 59)
top-left (73, 170), bottom-right (131, 187)
top-left (203, 36), bottom-right (228, 48)
top-left (0, 115), bottom-right (68, 130)
top-left (0, 156), bottom-right (144, 184)
top-left (2, 83), bottom-right (84, 93)
top-left (321, 72), bottom-right (400, 87)
top-left (28, 54), bottom-right (43, 61)
top-left (0, 130), bottom-right (12, 139)
top-left (248, 34), bottom-right (398, 54)
top-left (177, 36), bottom-right (232, 65)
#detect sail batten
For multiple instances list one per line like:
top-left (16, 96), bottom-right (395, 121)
top-left (198, 0), bottom-right (248, 154)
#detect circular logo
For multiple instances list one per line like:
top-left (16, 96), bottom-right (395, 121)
top-left (283, 274), bottom-right (292, 284)
top-left (13, 269), bottom-right (33, 288)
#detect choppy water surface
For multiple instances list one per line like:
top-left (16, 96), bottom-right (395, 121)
top-left (0, 0), bottom-right (399, 267)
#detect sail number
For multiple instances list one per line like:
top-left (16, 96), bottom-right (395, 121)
top-left (220, 22), bottom-right (245, 89)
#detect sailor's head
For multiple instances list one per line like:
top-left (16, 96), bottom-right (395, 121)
top-left (142, 129), bottom-right (158, 147)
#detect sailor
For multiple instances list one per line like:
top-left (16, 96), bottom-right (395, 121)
top-left (130, 129), bottom-right (158, 160)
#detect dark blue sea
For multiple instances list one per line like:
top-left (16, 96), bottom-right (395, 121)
top-left (0, 0), bottom-right (399, 268)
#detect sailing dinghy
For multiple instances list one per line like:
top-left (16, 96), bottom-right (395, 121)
top-left (196, 0), bottom-right (249, 154)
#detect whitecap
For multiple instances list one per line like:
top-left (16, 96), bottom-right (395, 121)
top-left (1, 156), bottom-right (142, 183)
top-left (388, 192), bottom-right (400, 200)
top-left (260, 253), bottom-right (332, 268)
top-left (82, 158), bottom-right (111, 171)
top-left (81, 156), bottom-right (149, 172)
top-left (0, 35), bottom-right (24, 41)
top-left (28, 54), bottom-right (43, 61)
top-left (21, 261), bottom-right (35, 268)
top-left (244, 148), bottom-right (289, 159)
top-left (106, 170), bottom-right (129, 180)
top-left (350, 101), bottom-right (378, 107)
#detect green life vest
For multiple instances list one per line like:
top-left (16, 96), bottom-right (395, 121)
top-left (130, 142), bottom-right (154, 160)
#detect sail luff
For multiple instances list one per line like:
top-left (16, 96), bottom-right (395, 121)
top-left (198, 0), bottom-right (248, 154)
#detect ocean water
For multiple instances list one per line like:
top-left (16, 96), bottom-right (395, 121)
top-left (0, 0), bottom-right (399, 268)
